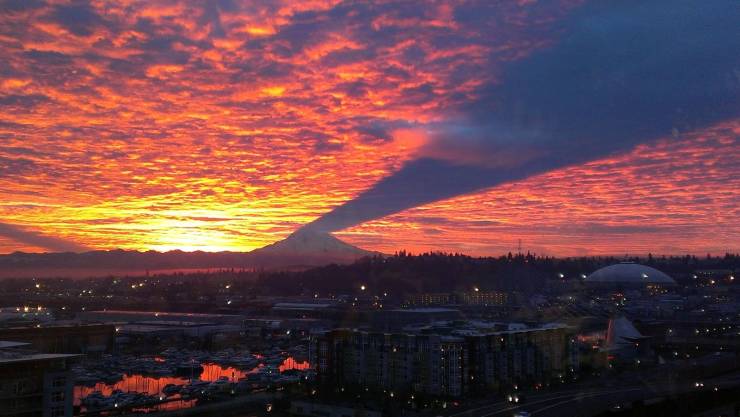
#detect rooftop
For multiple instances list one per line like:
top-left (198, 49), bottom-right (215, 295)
top-left (273, 303), bottom-right (333, 310)
top-left (0, 353), bottom-right (82, 365)
top-left (586, 262), bottom-right (676, 285)
top-left (84, 310), bottom-right (242, 318)
top-left (0, 341), bottom-right (30, 349)
top-left (390, 308), bottom-right (460, 314)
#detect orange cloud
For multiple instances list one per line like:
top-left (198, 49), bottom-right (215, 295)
top-left (339, 123), bottom-right (740, 256)
top-left (0, 0), bottom-right (735, 256)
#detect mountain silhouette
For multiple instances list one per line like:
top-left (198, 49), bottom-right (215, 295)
top-left (0, 231), bottom-right (377, 278)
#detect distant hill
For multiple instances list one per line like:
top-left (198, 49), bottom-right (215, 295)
top-left (0, 230), bottom-right (377, 278)
top-left (255, 252), bottom-right (740, 296)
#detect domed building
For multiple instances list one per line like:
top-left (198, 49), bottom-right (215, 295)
top-left (585, 262), bottom-right (676, 288)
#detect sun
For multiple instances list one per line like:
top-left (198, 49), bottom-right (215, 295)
top-left (145, 224), bottom-right (251, 253)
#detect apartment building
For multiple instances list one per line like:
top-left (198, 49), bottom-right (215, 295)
top-left (310, 322), bottom-right (576, 398)
top-left (405, 291), bottom-right (509, 307)
top-left (0, 341), bottom-right (80, 417)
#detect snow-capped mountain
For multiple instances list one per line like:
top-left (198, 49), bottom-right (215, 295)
top-left (249, 227), bottom-right (375, 262)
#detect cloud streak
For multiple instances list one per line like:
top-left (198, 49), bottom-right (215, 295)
top-left (338, 123), bottom-right (740, 256)
top-left (306, 0), bottom-right (740, 233)
top-left (0, 222), bottom-right (90, 252)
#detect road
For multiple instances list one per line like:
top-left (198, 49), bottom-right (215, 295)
top-left (444, 371), bottom-right (740, 417)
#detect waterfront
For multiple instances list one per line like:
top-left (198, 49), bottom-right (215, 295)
top-left (74, 357), bottom-right (310, 414)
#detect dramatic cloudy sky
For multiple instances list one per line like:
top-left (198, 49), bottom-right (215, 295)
top-left (0, 0), bottom-right (738, 256)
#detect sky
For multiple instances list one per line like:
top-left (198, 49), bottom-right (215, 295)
top-left (0, 0), bottom-right (738, 256)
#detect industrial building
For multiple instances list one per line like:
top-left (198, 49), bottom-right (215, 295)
top-left (77, 310), bottom-right (244, 349)
top-left (0, 324), bottom-right (115, 355)
top-left (77, 310), bottom-right (244, 325)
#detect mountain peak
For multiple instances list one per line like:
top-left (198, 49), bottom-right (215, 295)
top-left (252, 228), bottom-right (375, 260)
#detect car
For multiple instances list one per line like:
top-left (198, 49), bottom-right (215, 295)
top-left (514, 412), bottom-right (531, 417)
top-left (611, 404), bottom-right (623, 411)
top-left (507, 393), bottom-right (526, 403)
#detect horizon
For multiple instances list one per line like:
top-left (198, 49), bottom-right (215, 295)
top-left (4, 242), bottom-right (739, 259)
top-left (2, 246), bottom-right (736, 282)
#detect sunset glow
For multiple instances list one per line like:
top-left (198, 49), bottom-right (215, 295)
top-left (0, 0), bottom-right (737, 256)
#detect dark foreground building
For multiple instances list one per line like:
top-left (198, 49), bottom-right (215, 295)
top-left (310, 322), bottom-right (577, 398)
top-left (0, 341), bottom-right (80, 417)
top-left (0, 324), bottom-right (115, 355)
